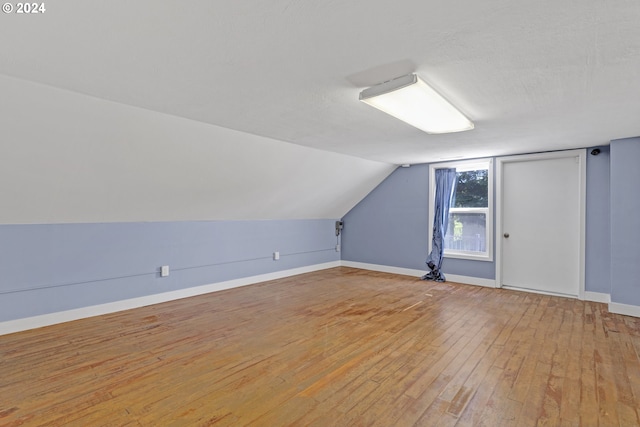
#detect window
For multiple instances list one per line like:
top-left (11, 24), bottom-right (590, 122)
top-left (429, 159), bottom-right (493, 261)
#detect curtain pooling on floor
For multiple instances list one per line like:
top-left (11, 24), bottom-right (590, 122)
top-left (422, 168), bottom-right (457, 282)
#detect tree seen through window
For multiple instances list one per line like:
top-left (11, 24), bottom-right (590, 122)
top-left (453, 170), bottom-right (488, 208)
top-left (447, 169), bottom-right (489, 253)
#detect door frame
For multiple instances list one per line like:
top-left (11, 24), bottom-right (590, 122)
top-left (495, 149), bottom-right (587, 299)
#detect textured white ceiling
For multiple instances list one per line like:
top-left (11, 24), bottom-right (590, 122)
top-left (1, 0), bottom-right (640, 165)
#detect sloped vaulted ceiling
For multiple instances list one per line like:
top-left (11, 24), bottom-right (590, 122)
top-left (1, 0), bottom-right (640, 223)
top-left (0, 75), bottom-right (394, 223)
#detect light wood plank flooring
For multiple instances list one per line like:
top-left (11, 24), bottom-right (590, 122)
top-left (1, 267), bottom-right (640, 426)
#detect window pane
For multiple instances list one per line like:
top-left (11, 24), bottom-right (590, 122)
top-left (453, 170), bottom-right (488, 208)
top-left (445, 212), bottom-right (486, 253)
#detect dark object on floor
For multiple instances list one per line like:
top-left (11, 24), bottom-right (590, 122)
top-left (421, 261), bottom-right (446, 282)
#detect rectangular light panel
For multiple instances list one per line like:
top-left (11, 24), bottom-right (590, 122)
top-left (359, 74), bottom-right (473, 134)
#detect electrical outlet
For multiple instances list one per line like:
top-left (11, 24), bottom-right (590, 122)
top-left (335, 244), bottom-right (341, 252)
top-left (273, 251), bottom-right (280, 260)
top-left (160, 265), bottom-right (170, 277)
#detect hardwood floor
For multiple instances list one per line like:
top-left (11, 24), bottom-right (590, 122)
top-left (1, 267), bottom-right (640, 426)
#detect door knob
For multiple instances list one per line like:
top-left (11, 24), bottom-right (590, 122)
top-left (503, 233), bottom-right (510, 238)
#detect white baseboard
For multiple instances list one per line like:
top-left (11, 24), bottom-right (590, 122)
top-left (340, 261), bottom-right (496, 288)
top-left (7, 259), bottom-right (617, 335)
top-left (0, 261), bottom-right (340, 336)
top-left (609, 302), bottom-right (640, 318)
top-left (340, 261), bottom-right (424, 278)
top-left (583, 291), bottom-right (610, 304)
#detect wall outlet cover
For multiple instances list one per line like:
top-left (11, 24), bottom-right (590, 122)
top-left (161, 265), bottom-right (170, 277)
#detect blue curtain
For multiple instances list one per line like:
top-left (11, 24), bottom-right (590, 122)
top-left (422, 168), bottom-right (457, 282)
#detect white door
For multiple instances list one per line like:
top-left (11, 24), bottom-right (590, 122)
top-left (498, 151), bottom-right (585, 297)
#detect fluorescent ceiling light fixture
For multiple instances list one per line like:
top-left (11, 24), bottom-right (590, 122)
top-left (359, 74), bottom-right (474, 134)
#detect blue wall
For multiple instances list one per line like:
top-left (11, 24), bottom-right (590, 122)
top-left (1, 143), bottom-right (631, 325)
top-left (585, 146), bottom-right (611, 294)
top-left (0, 219), bottom-right (339, 322)
top-left (341, 165), bottom-right (431, 272)
top-left (343, 148), bottom-right (610, 290)
top-left (610, 137), bottom-right (640, 306)
top-left (341, 163), bottom-right (495, 279)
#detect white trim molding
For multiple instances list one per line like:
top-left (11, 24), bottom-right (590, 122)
top-left (340, 261), bottom-right (496, 288)
top-left (583, 291), bottom-right (611, 304)
top-left (428, 158), bottom-right (494, 262)
top-left (0, 261), bottom-right (340, 336)
top-left (341, 261), bottom-right (425, 277)
top-left (5, 258), bottom-right (613, 336)
top-left (609, 302), bottom-right (640, 318)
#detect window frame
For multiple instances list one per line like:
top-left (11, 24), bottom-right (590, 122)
top-left (428, 158), bottom-right (494, 262)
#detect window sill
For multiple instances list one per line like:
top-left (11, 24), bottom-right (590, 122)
top-left (444, 252), bottom-right (493, 262)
